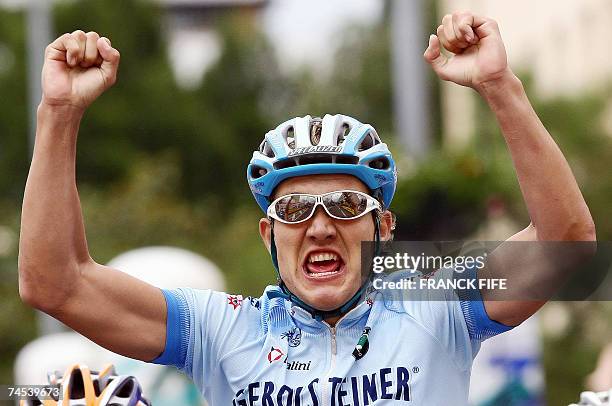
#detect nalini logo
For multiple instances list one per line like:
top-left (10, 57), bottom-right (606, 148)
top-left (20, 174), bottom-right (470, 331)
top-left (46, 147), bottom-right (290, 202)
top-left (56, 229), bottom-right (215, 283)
top-left (285, 359), bottom-right (311, 371)
top-left (267, 347), bottom-right (284, 363)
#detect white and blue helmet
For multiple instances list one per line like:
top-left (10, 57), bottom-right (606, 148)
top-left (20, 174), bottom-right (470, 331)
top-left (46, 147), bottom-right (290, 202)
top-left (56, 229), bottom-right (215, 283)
top-left (247, 114), bottom-right (397, 211)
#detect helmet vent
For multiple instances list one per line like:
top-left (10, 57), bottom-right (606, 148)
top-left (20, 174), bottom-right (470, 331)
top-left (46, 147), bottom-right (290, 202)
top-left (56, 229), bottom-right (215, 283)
top-left (259, 140), bottom-right (275, 158)
top-left (273, 154), bottom-right (358, 170)
top-left (116, 379), bottom-right (135, 397)
top-left (71, 370), bottom-right (85, 398)
top-left (337, 123), bottom-right (351, 146)
top-left (285, 126), bottom-right (295, 150)
top-left (372, 132), bottom-right (381, 145)
top-left (368, 157), bottom-right (390, 170)
top-left (310, 118), bottom-right (322, 146)
top-left (358, 132), bottom-right (376, 151)
top-left (335, 155), bottom-right (359, 165)
top-left (250, 165), bottom-right (268, 179)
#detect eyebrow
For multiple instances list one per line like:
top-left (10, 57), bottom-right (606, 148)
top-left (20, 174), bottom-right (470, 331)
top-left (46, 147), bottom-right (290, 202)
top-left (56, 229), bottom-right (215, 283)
top-left (273, 191), bottom-right (303, 199)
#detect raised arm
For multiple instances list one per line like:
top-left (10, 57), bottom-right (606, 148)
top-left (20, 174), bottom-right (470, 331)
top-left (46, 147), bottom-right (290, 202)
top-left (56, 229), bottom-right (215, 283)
top-left (423, 12), bottom-right (596, 326)
top-left (19, 31), bottom-right (166, 360)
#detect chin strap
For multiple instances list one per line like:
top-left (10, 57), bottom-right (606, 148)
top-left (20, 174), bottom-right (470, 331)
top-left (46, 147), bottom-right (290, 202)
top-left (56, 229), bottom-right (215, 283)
top-left (267, 213), bottom-right (382, 321)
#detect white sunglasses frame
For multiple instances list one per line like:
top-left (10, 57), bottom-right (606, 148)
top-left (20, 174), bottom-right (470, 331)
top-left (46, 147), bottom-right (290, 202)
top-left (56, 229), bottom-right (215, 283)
top-left (267, 190), bottom-right (382, 224)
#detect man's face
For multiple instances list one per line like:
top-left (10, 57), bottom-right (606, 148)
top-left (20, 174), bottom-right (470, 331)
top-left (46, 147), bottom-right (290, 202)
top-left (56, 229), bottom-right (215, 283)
top-left (259, 174), bottom-right (382, 312)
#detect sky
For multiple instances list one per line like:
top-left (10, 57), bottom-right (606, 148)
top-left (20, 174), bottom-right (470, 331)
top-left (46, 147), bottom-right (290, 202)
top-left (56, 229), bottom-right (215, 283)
top-left (261, 0), bottom-right (383, 73)
top-left (0, 0), bottom-right (384, 84)
top-left (168, 0), bottom-right (384, 87)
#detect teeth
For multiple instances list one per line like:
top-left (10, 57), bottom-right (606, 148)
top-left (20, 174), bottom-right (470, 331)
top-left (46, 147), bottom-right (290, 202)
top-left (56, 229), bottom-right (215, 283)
top-left (308, 252), bottom-right (339, 263)
top-left (308, 270), bottom-right (338, 277)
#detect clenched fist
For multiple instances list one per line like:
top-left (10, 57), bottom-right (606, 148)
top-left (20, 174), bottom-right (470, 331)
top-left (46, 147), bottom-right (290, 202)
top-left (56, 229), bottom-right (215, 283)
top-left (424, 12), bottom-right (510, 90)
top-left (42, 30), bottom-right (120, 111)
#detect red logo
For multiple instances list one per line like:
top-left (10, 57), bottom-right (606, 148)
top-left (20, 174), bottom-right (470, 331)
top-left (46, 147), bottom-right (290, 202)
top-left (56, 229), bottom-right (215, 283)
top-left (366, 298), bottom-right (373, 307)
top-left (267, 347), bottom-right (285, 363)
top-left (227, 295), bottom-right (243, 310)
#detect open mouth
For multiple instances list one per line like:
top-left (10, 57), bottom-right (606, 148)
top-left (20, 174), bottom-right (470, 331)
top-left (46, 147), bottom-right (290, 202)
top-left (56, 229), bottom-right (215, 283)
top-left (303, 251), bottom-right (345, 280)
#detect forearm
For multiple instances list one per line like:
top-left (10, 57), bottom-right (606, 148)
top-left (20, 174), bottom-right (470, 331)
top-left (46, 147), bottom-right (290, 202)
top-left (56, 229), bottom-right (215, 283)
top-left (19, 103), bottom-right (92, 310)
top-left (479, 72), bottom-right (595, 241)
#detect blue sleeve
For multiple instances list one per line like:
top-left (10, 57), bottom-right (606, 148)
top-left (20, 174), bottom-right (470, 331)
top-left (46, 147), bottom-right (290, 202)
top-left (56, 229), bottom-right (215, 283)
top-left (152, 289), bottom-right (191, 369)
top-left (148, 287), bottom-right (262, 396)
top-left (457, 266), bottom-right (513, 341)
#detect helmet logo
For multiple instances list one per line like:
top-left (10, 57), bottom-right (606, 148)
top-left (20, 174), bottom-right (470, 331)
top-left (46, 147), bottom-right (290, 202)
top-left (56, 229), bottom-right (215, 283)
top-left (374, 173), bottom-right (388, 185)
top-left (287, 145), bottom-right (341, 157)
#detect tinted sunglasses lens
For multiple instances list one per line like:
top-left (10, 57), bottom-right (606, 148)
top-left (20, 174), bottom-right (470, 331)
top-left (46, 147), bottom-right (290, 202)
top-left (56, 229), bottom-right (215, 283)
top-left (323, 191), bottom-right (368, 218)
top-left (274, 195), bottom-right (317, 222)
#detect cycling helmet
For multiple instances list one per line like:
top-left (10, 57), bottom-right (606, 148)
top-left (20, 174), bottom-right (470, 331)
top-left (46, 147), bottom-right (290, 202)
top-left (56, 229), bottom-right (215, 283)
top-left (97, 375), bottom-right (150, 406)
top-left (569, 389), bottom-right (612, 406)
top-left (247, 114), bottom-right (397, 320)
top-left (20, 363), bottom-right (151, 406)
top-left (247, 114), bottom-right (397, 212)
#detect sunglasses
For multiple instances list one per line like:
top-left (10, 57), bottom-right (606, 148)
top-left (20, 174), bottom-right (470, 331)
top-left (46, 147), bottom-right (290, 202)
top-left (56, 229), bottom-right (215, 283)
top-left (267, 190), bottom-right (382, 224)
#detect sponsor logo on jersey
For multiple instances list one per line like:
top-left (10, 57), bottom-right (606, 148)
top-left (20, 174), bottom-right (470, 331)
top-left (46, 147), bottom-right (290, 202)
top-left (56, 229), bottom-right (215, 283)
top-left (287, 145), bottom-right (342, 157)
top-left (232, 366), bottom-right (414, 405)
top-left (227, 294), bottom-right (243, 310)
top-left (267, 347), bottom-right (284, 363)
top-left (284, 359), bottom-right (311, 371)
top-left (246, 296), bottom-right (261, 310)
top-left (281, 327), bottom-right (302, 347)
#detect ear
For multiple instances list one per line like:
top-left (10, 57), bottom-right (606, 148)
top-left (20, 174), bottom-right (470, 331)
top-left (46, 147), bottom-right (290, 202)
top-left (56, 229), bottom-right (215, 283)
top-left (259, 217), bottom-right (272, 253)
top-left (378, 210), bottom-right (395, 241)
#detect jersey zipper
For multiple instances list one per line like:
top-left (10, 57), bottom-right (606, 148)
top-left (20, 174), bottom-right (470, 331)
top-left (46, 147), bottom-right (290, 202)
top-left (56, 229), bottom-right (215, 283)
top-left (322, 325), bottom-right (336, 406)
top-left (313, 303), bottom-right (364, 405)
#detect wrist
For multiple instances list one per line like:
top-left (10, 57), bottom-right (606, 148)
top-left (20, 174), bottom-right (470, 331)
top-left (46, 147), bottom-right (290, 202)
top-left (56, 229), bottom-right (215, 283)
top-left (38, 98), bottom-right (85, 122)
top-left (36, 100), bottom-right (84, 143)
top-left (475, 68), bottom-right (524, 103)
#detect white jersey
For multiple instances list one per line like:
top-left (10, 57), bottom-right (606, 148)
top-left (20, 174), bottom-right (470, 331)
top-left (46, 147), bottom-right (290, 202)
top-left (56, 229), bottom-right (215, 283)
top-left (152, 268), bottom-right (512, 405)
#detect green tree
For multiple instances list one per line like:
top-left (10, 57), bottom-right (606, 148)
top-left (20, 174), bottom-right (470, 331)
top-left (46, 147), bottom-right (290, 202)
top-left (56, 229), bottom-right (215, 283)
top-left (0, 8), bottom-right (28, 202)
top-left (53, 0), bottom-right (283, 213)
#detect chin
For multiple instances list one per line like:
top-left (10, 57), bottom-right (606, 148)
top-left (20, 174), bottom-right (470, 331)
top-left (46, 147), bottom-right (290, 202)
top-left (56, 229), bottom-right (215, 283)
top-left (302, 289), bottom-right (354, 311)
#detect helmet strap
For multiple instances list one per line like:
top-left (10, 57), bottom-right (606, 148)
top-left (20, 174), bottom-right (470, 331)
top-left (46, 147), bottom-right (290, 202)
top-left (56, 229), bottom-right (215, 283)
top-left (267, 212), bottom-right (382, 321)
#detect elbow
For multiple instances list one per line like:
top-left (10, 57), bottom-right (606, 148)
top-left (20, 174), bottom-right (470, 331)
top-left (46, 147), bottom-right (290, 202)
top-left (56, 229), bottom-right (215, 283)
top-left (573, 220), bottom-right (597, 261)
top-left (18, 257), bottom-right (38, 308)
top-left (18, 276), bottom-right (43, 310)
top-left (566, 218), bottom-right (596, 242)
top-left (18, 254), bottom-right (44, 310)
top-left (18, 266), bottom-right (45, 311)
top-left (18, 261), bottom-right (76, 314)
top-left (551, 219), bottom-right (597, 266)
top-left (583, 220), bottom-right (597, 242)
top-left (19, 276), bottom-right (68, 314)
top-left (18, 275), bottom-right (33, 307)
top-left (536, 217), bottom-right (597, 242)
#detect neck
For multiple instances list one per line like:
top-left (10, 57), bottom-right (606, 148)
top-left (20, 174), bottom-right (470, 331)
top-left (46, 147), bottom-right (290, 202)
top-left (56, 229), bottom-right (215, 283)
top-left (324, 315), bottom-right (341, 326)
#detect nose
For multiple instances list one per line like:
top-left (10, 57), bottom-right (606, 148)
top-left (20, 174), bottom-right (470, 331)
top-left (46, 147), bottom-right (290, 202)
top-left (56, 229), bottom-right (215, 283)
top-left (305, 206), bottom-right (337, 242)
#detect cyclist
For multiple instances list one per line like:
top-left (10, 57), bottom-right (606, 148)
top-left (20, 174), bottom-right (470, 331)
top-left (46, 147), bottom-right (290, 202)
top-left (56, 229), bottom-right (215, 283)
top-left (19, 11), bottom-right (595, 405)
top-left (20, 363), bottom-right (151, 405)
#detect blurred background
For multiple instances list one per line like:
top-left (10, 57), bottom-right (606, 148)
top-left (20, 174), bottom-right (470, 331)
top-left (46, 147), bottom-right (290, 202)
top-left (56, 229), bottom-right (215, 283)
top-left (0, 0), bottom-right (610, 404)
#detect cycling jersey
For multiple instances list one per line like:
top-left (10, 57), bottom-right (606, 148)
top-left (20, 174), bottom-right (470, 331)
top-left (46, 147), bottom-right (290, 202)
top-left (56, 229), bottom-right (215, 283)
top-left (152, 268), bottom-right (512, 405)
